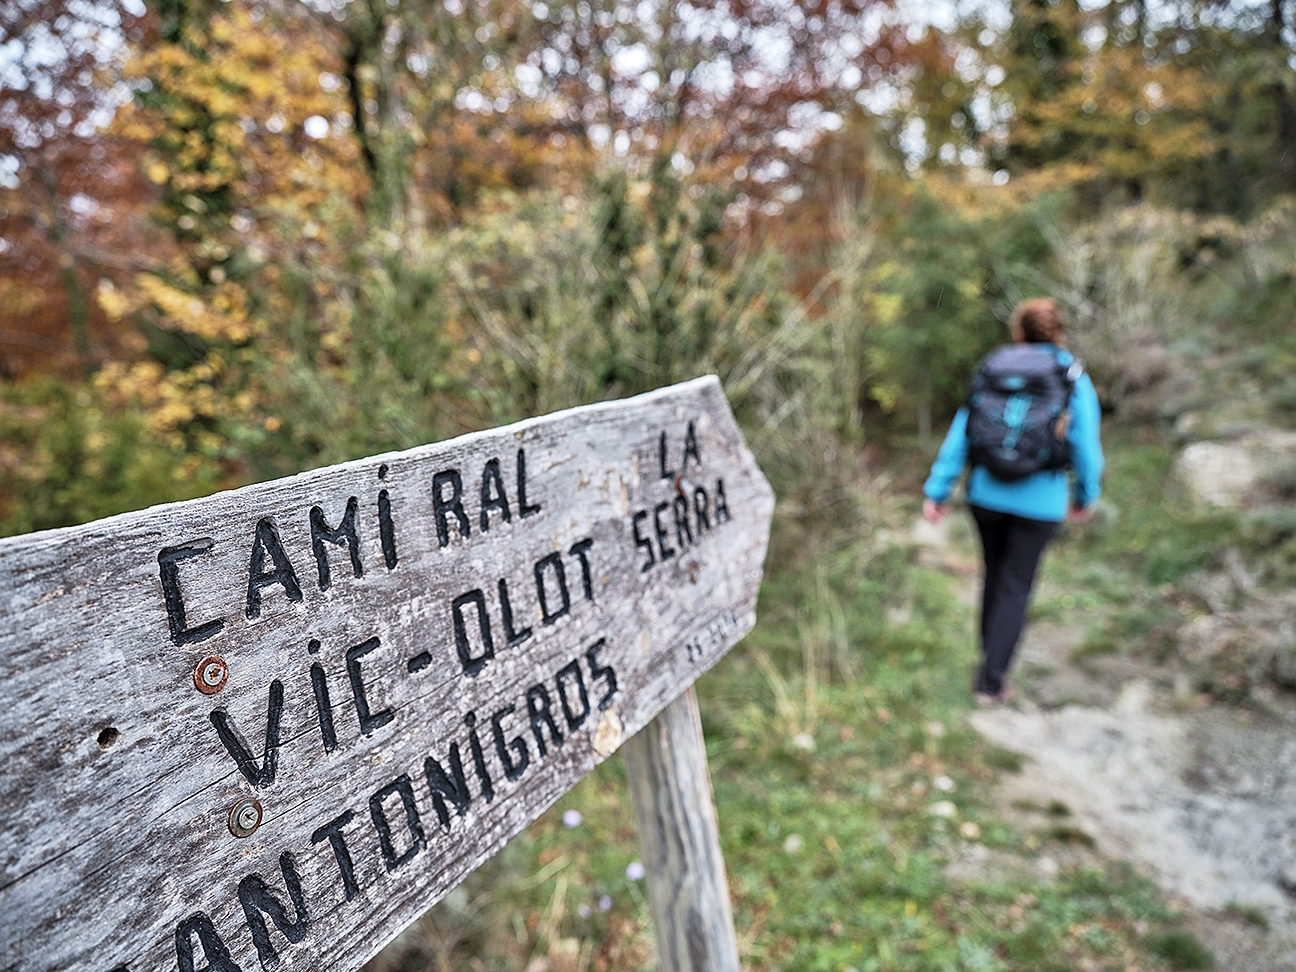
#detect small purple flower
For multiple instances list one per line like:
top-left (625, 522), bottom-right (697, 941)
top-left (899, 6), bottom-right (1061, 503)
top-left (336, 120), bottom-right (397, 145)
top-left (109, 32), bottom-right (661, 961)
top-left (626, 861), bottom-right (646, 881)
top-left (562, 809), bottom-right (582, 828)
top-left (598, 895), bottom-right (613, 912)
top-left (578, 904), bottom-right (592, 919)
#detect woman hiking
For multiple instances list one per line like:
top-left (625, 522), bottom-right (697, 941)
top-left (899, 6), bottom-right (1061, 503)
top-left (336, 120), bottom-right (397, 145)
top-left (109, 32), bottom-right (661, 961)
top-left (921, 298), bottom-right (1104, 706)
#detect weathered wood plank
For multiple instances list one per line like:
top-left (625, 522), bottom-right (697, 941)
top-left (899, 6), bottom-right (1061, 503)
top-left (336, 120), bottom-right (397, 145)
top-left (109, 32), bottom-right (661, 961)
top-left (624, 686), bottom-right (741, 972)
top-left (0, 376), bottom-right (773, 972)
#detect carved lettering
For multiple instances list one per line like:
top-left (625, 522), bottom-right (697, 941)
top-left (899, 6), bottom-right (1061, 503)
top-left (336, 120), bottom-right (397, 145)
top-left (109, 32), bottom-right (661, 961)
top-left (237, 853), bottom-right (309, 970)
top-left (209, 680), bottom-right (283, 788)
top-left (310, 498), bottom-right (362, 591)
top-left (452, 589), bottom-right (495, 676)
top-left (157, 540), bottom-right (225, 645)
top-left (346, 637), bottom-right (394, 735)
top-left (369, 775), bottom-right (425, 872)
top-left (432, 470), bottom-right (470, 547)
top-left (246, 518), bottom-right (303, 620)
top-left (479, 458), bottom-right (511, 531)
top-left (311, 810), bottom-right (361, 902)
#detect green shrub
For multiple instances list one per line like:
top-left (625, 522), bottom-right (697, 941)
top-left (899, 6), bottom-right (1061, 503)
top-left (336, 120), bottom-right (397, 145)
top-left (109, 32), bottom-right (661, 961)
top-left (0, 377), bottom-right (225, 536)
top-left (1260, 460), bottom-right (1296, 500)
top-left (1272, 376), bottom-right (1296, 414)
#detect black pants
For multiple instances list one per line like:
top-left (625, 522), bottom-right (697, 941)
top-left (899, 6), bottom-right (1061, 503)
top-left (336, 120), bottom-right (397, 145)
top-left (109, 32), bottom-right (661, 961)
top-left (970, 505), bottom-right (1059, 696)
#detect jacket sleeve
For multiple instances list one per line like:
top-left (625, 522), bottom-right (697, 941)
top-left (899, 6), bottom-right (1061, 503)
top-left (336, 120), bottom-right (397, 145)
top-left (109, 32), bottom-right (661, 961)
top-left (923, 407), bottom-right (970, 503)
top-left (1067, 373), bottom-right (1104, 507)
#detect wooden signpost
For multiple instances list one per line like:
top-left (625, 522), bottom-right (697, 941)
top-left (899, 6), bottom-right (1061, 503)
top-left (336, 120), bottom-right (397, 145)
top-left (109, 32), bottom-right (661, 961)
top-left (0, 376), bottom-right (774, 972)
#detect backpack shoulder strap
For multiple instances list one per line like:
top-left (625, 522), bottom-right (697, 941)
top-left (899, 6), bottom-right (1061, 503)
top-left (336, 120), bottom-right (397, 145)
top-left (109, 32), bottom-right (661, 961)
top-left (967, 349), bottom-right (998, 402)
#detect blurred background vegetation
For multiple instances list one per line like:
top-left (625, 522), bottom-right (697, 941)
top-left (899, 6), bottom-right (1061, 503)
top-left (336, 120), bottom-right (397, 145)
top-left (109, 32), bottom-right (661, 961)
top-left (8, 0), bottom-right (1296, 526)
top-left (4, 0), bottom-right (1296, 968)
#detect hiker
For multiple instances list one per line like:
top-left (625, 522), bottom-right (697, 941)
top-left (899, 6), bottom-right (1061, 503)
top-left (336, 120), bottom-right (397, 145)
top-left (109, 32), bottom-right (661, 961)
top-left (921, 297), bottom-right (1104, 706)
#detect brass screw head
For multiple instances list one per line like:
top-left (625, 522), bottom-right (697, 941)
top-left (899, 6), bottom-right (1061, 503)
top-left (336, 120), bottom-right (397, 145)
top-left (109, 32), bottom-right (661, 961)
top-left (228, 798), bottom-right (262, 838)
top-left (194, 655), bottom-right (228, 694)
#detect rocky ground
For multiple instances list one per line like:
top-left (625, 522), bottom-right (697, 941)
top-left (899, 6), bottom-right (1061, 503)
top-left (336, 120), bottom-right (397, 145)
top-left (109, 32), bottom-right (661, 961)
top-left (974, 624), bottom-right (1296, 970)
top-left (916, 501), bottom-right (1296, 971)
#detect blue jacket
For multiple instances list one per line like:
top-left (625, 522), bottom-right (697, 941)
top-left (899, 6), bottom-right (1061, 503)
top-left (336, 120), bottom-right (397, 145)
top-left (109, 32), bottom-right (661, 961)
top-left (923, 345), bottom-right (1104, 522)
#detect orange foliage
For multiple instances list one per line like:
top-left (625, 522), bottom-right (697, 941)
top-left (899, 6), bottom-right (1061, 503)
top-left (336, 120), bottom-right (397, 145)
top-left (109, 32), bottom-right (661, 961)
top-left (0, 0), bottom-right (157, 378)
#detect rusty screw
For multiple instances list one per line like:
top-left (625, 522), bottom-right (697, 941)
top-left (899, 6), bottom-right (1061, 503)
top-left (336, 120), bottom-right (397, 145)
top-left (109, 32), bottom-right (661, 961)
top-left (194, 655), bottom-right (228, 695)
top-left (228, 798), bottom-right (262, 838)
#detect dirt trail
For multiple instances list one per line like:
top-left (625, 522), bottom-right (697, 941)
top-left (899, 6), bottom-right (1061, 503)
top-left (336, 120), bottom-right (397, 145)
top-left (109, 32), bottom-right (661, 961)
top-left (914, 516), bottom-right (1296, 969)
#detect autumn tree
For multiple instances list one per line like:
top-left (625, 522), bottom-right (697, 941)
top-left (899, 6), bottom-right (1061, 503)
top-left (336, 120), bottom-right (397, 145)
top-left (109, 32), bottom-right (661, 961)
top-left (0, 0), bottom-right (153, 377)
top-left (102, 0), bottom-right (369, 467)
top-left (985, 0), bottom-right (1216, 203)
top-left (1150, 0), bottom-right (1296, 212)
top-left (921, 0), bottom-right (1296, 212)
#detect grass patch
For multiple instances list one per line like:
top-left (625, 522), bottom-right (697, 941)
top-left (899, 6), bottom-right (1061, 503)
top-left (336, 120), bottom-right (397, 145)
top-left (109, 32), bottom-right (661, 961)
top-left (1070, 630), bottom-right (1119, 661)
top-left (1030, 590), bottom-right (1107, 622)
top-left (1044, 432), bottom-right (1238, 589)
top-left (1074, 601), bottom-right (1183, 662)
top-left (1149, 930), bottom-right (1214, 969)
top-left (1272, 375), bottom-right (1296, 414)
top-left (1224, 901), bottom-right (1269, 929)
top-left (1021, 661), bottom-right (1058, 677)
top-left (1045, 824), bottom-right (1096, 848)
top-left (984, 746), bottom-right (1025, 772)
top-left (1039, 428), bottom-right (1262, 678)
top-left (1002, 919), bottom-right (1072, 972)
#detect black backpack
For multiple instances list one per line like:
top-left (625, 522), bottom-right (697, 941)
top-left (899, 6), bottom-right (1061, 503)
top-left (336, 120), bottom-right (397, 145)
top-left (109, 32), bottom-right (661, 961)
top-left (966, 345), bottom-right (1081, 481)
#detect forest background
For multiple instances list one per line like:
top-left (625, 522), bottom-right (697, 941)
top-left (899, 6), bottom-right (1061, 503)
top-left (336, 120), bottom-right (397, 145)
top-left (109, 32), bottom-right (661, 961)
top-left (4, 0), bottom-right (1296, 968)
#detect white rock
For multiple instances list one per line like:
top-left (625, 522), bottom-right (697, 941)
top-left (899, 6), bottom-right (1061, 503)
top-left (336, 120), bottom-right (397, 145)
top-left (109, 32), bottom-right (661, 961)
top-left (1176, 441), bottom-right (1258, 507)
top-left (1175, 429), bottom-right (1296, 508)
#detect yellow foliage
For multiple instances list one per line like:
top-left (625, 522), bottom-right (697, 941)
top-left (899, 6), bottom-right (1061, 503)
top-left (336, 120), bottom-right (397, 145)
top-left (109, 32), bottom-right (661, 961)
top-left (118, 2), bottom-right (366, 221)
top-left (871, 291), bottom-right (904, 326)
top-left (103, 0), bottom-right (376, 441)
top-left (134, 275), bottom-right (257, 344)
top-left (96, 281), bottom-right (132, 321)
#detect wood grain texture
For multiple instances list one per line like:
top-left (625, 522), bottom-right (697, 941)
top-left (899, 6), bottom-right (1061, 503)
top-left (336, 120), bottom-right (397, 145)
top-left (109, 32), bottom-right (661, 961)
top-left (623, 686), bottom-right (741, 972)
top-left (0, 376), bottom-right (774, 972)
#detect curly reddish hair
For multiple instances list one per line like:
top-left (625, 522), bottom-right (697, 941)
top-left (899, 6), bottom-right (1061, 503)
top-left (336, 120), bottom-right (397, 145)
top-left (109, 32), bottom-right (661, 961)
top-left (1008, 298), bottom-right (1066, 344)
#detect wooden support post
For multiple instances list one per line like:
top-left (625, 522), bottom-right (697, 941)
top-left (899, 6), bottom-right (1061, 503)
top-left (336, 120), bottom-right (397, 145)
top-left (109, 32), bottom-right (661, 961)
top-left (624, 685), bottom-right (742, 972)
